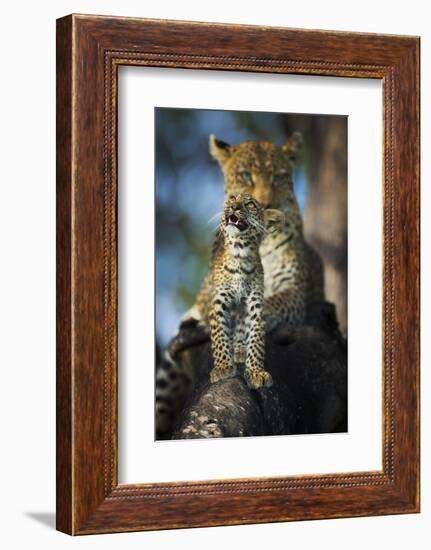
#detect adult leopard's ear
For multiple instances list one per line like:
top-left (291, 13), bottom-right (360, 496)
top-left (263, 208), bottom-right (285, 232)
top-left (209, 134), bottom-right (232, 166)
top-left (282, 131), bottom-right (303, 165)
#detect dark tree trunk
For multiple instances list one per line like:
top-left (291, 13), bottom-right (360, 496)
top-left (167, 302), bottom-right (347, 440)
top-left (304, 117), bottom-right (348, 336)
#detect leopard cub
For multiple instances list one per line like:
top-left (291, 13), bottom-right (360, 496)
top-left (197, 194), bottom-right (282, 389)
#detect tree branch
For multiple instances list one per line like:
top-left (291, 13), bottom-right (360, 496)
top-left (168, 302), bottom-right (347, 440)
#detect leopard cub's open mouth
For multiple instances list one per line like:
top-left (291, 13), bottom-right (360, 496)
top-left (226, 213), bottom-right (248, 231)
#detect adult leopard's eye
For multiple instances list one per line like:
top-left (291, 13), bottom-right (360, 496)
top-left (238, 171), bottom-right (252, 185)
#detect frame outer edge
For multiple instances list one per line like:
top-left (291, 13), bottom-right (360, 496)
top-left (392, 38), bottom-right (420, 510)
top-left (56, 14), bottom-right (74, 535)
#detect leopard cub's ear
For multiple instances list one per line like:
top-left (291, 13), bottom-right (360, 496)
top-left (209, 134), bottom-right (232, 166)
top-left (263, 208), bottom-right (285, 232)
top-left (282, 131), bottom-right (303, 165)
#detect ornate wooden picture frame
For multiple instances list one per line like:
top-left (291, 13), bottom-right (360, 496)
top-left (56, 14), bottom-right (420, 534)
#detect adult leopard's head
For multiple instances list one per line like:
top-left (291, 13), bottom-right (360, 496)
top-left (209, 133), bottom-right (302, 212)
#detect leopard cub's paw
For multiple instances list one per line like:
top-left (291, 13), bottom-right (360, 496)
top-left (210, 364), bottom-right (237, 384)
top-left (244, 367), bottom-right (273, 390)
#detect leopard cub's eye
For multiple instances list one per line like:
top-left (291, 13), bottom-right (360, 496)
top-left (238, 171), bottom-right (252, 185)
top-left (246, 200), bottom-right (257, 209)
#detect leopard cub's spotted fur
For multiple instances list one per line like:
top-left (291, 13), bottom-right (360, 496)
top-left (195, 194), bottom-right (282, 389)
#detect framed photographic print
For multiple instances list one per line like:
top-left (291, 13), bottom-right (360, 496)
top-left (56, 14), bottom-right (420, 534)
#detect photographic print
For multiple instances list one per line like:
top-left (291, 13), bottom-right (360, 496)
top-left (155, 107), bottom-right (348, 441)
